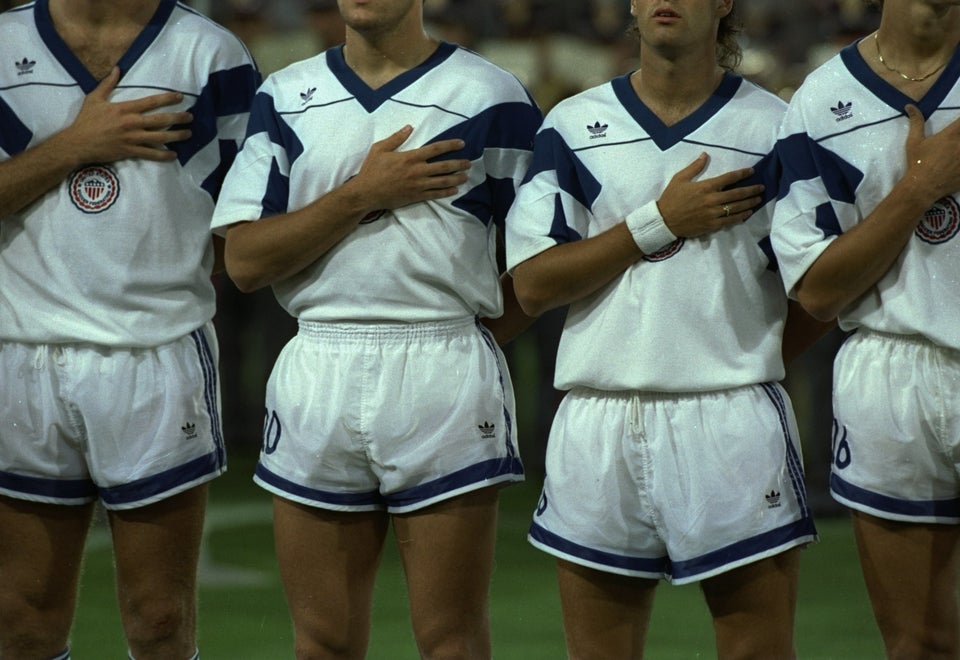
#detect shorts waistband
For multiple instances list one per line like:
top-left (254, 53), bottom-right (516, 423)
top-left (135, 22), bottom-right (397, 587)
top-left (853, 329), bottom-right (960, 355)
top-left (297, 317), bottom-right (479, 343)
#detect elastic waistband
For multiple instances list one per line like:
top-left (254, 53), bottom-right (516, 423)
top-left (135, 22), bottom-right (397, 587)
top-left (851, 329), bottom-right (960, 356)
top-left (297, 317), bottom-right (479, 344)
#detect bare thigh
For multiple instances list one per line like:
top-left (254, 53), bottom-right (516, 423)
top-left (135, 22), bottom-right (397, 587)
top-left (0, 496), bottom-right (94, 660)
top-left (700, 548), bottom-right (801, 660)
top-left (272, 496), bottom-right (390, 660)
top-left (556, 559), bottom-right (658, 660)
top-left (392, 486), bottom-right (501, 660)
top-left (852, 511), bottom-right (960, 660)
top-left (109, 485), bottom-right (210, 660)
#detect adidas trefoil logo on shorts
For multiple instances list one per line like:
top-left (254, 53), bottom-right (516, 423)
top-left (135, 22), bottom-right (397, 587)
top-left (478, 421), bottom-right (495, 439)
top-left (181, 422), bottom-right (198, 440)
top-left (765, 489), bottom-right (782, 508)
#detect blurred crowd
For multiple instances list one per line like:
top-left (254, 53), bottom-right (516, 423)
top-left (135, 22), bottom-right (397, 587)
top-left (190, 0), bottom-right (882, 109)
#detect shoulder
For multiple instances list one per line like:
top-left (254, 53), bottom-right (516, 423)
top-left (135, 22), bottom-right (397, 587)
top-left (168, 3), bottom-right (256, 64)
top-left (442, 43), bottom-right (535, 102)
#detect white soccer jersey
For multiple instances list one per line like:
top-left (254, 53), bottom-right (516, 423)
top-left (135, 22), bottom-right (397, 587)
top-left (506, 72), bottom-right (788, 392)
top-left (772, 41), bottom-right (960, 350)
top-left (211, 42), bottom-right (541, 323)
top-left (0, 0), bottom-right (259, 347)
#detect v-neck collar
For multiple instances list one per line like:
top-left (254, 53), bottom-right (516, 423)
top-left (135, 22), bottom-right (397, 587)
top-left (327, 41), bottom-right (458, 113)
top-left (841, 38), bottom-right (960, 118)
top-left (35, 0), bottom-right (177, 93)
top-left (612, 71), bottom-right (742, 150)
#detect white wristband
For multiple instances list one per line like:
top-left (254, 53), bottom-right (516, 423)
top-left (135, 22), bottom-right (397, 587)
top-left (625, 200), bottom-right (677, 255)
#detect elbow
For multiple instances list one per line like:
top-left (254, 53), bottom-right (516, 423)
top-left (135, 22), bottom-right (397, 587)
top-left (512, 277), bottom-right (553, 318)
top-left (795, 290), bottom-right (841, 324)
top-left (225, 261), bottom-right (269, 293)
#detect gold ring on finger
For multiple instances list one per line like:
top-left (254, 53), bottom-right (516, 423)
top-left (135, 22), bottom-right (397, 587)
top-left (722, 204), bottom-right (731, 217)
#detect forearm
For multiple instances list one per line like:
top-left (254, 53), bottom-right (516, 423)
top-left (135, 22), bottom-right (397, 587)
top-left (781, 299), bottom-right (837, 365)
top-left (512, 222), bottom-right (642, 317)
top-left (223, 182), bottom-right (370, 292)
top-left (480, 273), bottom-right (538, 345)
top-left (0, 133), bottom-right (83, 219)
top-left (794, 176), bottom-right (935, 321)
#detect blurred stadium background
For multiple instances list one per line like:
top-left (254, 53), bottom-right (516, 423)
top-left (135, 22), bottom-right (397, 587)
top-left (2, 0), bottom-right (890, 657)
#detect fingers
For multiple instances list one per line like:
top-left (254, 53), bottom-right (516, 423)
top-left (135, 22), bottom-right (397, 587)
top-left (672, 152), bottom-right (710, 182)
top-left (704, 166), bottom-right (756, 190)
top-left (904, 104), bottom-right (926, 154)
top-left (373, 125), bottom-right (414, 153)
top-left (90, 66), bottom-right (121, 101)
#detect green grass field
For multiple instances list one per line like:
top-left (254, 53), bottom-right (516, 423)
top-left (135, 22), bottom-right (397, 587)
top-left (67, 452), bottom-right (885, 659)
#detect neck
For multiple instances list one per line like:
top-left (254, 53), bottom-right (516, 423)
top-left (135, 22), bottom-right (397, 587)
top-left (631, 49), bottom-right (726, 125)
top-left (873, 2), bottom-right (960, 78)
top-left (342, 11), bottom-right (436, 87)
top-left (48, 0), bottom-right (161, 26)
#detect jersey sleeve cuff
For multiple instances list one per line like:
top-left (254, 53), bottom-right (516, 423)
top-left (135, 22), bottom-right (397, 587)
top-left (625, 200), bottom-right (677, 255)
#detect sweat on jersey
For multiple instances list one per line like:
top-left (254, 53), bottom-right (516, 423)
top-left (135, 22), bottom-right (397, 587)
top-left (0, 0), bottom-right (260, 347)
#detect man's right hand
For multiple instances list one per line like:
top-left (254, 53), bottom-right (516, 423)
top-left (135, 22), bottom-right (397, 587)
top-left (656, 152), bottom-right (765, 237)
top-left (347, 125), bottom-right (471, 212)
top-left (63, 67), bottom-right (194, 165)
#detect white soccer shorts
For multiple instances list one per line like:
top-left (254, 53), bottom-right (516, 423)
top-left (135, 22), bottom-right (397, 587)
top-left (254, 317), bottom-right (523, 513)
top-left (831, 330), bottom-right (960, 523)
top-left (0, 323), bottom-right (225, 509)
top-left (528, 383), bottom-right (816, 585)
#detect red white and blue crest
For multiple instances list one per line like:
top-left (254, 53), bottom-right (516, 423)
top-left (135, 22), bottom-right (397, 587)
top-left (916, 196), bottom-right (960, 245)
top-left (68, 165), bottom-right (120, 214)
top-left (642, 237), bottom-right (685, 262)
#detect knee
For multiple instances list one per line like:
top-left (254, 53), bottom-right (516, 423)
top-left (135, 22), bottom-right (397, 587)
top-left (122, 593), bottom-right (195, 649)
top-left (885, 629), bottom-right (959, 660)
top-left (412, 617), bottom-right (491, 660)
top-left (0, 591), bottom-right (73, 659)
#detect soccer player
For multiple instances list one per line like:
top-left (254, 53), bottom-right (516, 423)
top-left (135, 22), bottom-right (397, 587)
top-left (210, 0), bottom-right (540, 657)
top-left (772, 0), bottom-right (960, 656)
top-left (0, 1), bottom-right (259, 659)
top-left (506, 0), bottom-right (828, 657)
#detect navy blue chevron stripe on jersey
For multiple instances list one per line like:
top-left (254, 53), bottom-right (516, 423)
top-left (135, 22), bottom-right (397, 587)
top-left (244, 91), bottom-right (305, 217)
top-left (523, 127), bottom-right (602, 211)
top-left (327, 42), bottom-right (458, 113)
top-left (175, 64), bottom-right (261, 164)
top-left (777, 132), bottom-right (863, 211)
top-left (429, 101), bottom-right (539, 226)
top-left (613, 71), bottom-right (741, 151)
top-left (0, 95), bottom-right (31, 156)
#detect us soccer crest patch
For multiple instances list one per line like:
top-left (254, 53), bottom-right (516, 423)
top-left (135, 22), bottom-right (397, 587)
top-left (68, 165), bottom-right (120, 214)
top-left (916, 196), bottom-right (960, 245)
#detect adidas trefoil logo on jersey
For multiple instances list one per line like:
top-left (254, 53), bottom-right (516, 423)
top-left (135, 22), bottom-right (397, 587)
top-left (830, 100), bottom-right (853, 122)
top-left (587, 121), bottom-right (608, 139)
top-left (478, 421), bottom-right (496, 438)
top-left (16, 57), bottom-right (36, 76)
top-left (181, 422), bottom-right (198, 440)
top-left (300, 86), bottom-right (317, 105)
top-left (765, 489), bottom-right (782, 508)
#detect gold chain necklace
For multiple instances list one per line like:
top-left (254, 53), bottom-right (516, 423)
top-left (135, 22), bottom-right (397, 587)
top-left (874, 32), bottom-right (948, 82)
